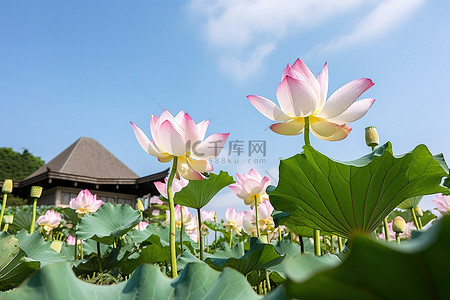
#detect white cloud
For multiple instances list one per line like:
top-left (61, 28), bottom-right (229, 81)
top-left (189, 0), bottom-right (424, 80)
top-left (322, 0), bottom-right (425, 52)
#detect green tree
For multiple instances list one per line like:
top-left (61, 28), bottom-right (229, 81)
top-left (0, 147), bottom-right (44, 181)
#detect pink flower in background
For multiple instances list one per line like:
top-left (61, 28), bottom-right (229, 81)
top-left (229, 169), bottom-right (271, 207)
top-left (242, 200), bottom-right (275, 235)
top-left (154, 176), bottom-right (189, 199)
top-left (242, 210), bottom-right (256, 236)
top-left (432, 194), bottom-right (450, 216)
top-left (166, 205), bottom-right (197, 233)
top-left (36, 209), bottom-right (61, 232)
top-left (200, 210), bottom-right (216, 234)
top-left (131, 110), bottom-right (229, 180)
top-left (248, 58), bottom-right (374, 141)
top-left (134, 221), bottom-right (149, 231)
top-left (149, 195), bottom-right (165, 205)
top-left (66, 235), bottom-right (81, 245)
top-left (69, 189), bottom-right (104, 216)
top-left (223, 208), bottom-right (244, 235)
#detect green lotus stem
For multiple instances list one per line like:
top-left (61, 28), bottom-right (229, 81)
top-left (395, 232), bottom-right (400, 244)
top-left (278, 227), bottom-right (282, 241)
top-left (314, 229), bottom-right (321, 256)
top-left (265, 271), bottom-right (271, 292)
top-left (180, 206), bottom-right (184, 253)
top-left (3, 223), bottom-right (9, 232)
top-left (167, 157), bottom-right (178, 278)
top-left (229, 229), bottom-right (233, 247)
top-left (411, 208), bottom-right (420, 230)
top-left (418, 216), bottom-right (423, 230)
top-left (74, 233), bottom-right (78, 260)
top-left (97, 241), bottom-right (101, 259)
top-left (338, 236), bottom-right (343, 252)
top-left (197, 208), bottom-right (204, 261)
top-left (299, 235), bottom-right (305, 254)
top-left (205, 233), bottom-right (209, 253)
top-left (371, 145), bottom-right (375, 151)
top-left (30, 198), bottom-right (38, 234)
top-left (383, 218), bottom-right (390, 241)
top-left (80, 243), bottom-right (84, 260)
top-left (0, 193), bottom-right (8, 229)
top-left (304, 116), bottom-right (310, 146)
top-left (254, 195), bottom-right (260, 239)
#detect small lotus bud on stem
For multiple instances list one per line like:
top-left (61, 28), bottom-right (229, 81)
top-left (30, 186), bottom-right (43, 198)
top-left (2, 179), bottom-right (13, 194)
top-left (30, 186), bottom-right (43, 234)
top-left (414, 206), bottom-right (423, 217)
top-left (365, 126), bottom-right (379, 151)
top-left (393, 216), bottom-right (406, 233)
top-left (136, 198), bottom-right (145, 211)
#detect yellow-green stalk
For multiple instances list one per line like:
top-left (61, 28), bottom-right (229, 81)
top-left (0, 179), bottom-right (13, 228)
top-left (197, 208), bottom-right (204, 261)
top-left (29, 186), bottom-right (43, 234)
top-left (254, 195), bottom-right (260, 239)
top-left (167, 157), bottom-right (178, 278)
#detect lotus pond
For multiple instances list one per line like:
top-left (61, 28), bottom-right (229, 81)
top-left (1, 59), bottom-right (449, 300)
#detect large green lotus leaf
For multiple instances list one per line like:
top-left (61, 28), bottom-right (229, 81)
top-left (397, 196), bottom-right (423, 209)
top-left (121, 235), bottom-right (170, 275)
top-left (0, 232), bottom-right (40, 291)
top-left (205, 237), bottom-right (284, 276)
top-left (270, 143), bottom-right (448, 238)
top-left (76, 203), bottom-right (141, 244)
top-left (15, 230), bottom-right (66, 267)
top-left (3, 261), bottom-right (286, 299)
top-left (284, 215), bottom-right (450, 300)
top-left (174, 171), bottom-right (235, 209)
top-left (7, 207), bottom-right (33, 234)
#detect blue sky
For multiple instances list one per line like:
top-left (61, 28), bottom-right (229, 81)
top-left (1, 0), bottom-right (449, 217)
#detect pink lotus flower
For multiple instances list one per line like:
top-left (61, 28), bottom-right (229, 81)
top-left (134, 221), bottom-right (149, 231)
top-left (242, 200), bottom-right (275, 235)
top-left (69, 189), bottom-right (104, 216)
top-left (66, 234), bottom-right (82, 245)
top-left (200, 209), bottom-right (216, 234)
top-left (166, 205), bottom-right (197, 233)
top-left (223, 208), bottom-right (244, 235)
top-left (36, 209), bottom-right (61, 232)
top-left (149, 195), bottom-right (165, 205)
top-left (248, 59), bottom-right (374, 141)
top-left (432, 194), bottom-right (450, 216)
top-left (229, 169), bottom-right (271, 207)
top-left (154, 176), bottom-right (189, 199)
top-left (131, 110), bottom-right (229, 180)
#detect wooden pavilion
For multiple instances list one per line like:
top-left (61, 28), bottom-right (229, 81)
top-left (13, 137), bottom-right (168, 207)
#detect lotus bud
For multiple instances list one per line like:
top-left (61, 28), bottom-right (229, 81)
top-left (3, 215), bottom-right (13, 224)
top-left (30, 186), bottom-right (43, 198)
top-left (392, 216), bottom-right (406, 233)
top-left (365, 126), bottom-right (379, 148)
top-left (214, 212), bottom-right (218, 220)
top-left (137, 199), bottom-right (145, 211)
top-left (50, 240), bottom-right (63, 253)
top-left (414, 206), bottom-right (423, 217)
top-left (2, 179), bottom-right (13, 194)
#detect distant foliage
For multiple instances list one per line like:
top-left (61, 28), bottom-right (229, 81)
top-left (0, 147), bottom-right (44, 181)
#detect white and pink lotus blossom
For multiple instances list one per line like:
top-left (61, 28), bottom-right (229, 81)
top-left (69, 189), bottom-right (104, 216)
top-left (66, 234), bottom-right (82, 245)
top-left (248, 58), bottom-right (374, 141)
top-left (229, 169), bottom-right (271, 207)
top-left (131, 110), bottom-right (229, 180)
top-left (223, 208), bottom-right (244, 235)
top-left (149, 195), bottom-right (165, 205)
top-left (200, 209), bottom-right (216, 234)
top-left (242, 200), bottom-right (275, 235)
top-left (166, 205), bottom-right (197, 233)
top-left (432, 194), bottom-right (450, 216)
top-left (36, 209), bottom-right (61, 232)
top-left (134, 221), bottom-right (150, 231)
top-left (379, 220), bottom-right (413, 240)
top-left (154, 176), bottom-right (189, 199)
